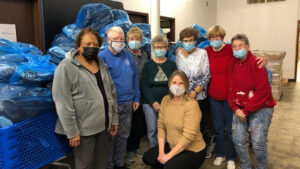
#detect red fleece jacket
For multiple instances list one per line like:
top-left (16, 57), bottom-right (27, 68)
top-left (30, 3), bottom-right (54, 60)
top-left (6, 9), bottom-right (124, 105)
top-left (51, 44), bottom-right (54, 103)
top-left (227, 51), bottom-right (276, 115)
top-left (206, 44), bottom-right (232, 100)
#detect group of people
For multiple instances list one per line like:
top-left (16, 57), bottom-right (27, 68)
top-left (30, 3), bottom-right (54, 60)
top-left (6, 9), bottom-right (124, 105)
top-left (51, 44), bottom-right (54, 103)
top-left (52, 24), bottom-right (276, 169)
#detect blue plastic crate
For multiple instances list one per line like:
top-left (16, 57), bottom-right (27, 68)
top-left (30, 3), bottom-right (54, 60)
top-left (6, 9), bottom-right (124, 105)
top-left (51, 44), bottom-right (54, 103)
top-left (0, 111), bottom-right (72, 169)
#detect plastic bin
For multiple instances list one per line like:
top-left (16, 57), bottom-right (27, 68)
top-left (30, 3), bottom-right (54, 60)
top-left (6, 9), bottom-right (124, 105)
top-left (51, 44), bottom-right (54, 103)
top-left (0, 111), bottom-right (71, 169)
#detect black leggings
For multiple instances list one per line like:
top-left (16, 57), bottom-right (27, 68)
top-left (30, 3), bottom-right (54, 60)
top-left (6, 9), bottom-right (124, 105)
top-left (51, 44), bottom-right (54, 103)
top-left (143, 144), bottom-right (206, 169)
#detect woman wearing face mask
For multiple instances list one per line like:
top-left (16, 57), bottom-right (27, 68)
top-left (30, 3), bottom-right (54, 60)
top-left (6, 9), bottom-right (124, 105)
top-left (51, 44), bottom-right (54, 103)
top-left (126, 27), bottom-right (148, 161)
top-left (205, 25), bottom-right (268, 169)
top-left (140, 34), bottom-right (177, 148)
top-left (176, 27), bottom-right (210, 134)
top-left (143, 70), bottom-right (206, 169)
top-left (53, 28), bottom-right (118, 169)
top-left (228, 34), bottom-right (275, 169)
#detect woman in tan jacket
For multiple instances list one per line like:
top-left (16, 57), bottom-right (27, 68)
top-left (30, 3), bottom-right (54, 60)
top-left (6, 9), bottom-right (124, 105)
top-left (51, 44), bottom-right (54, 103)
top-left (143, 70), bottom-right (206, 169)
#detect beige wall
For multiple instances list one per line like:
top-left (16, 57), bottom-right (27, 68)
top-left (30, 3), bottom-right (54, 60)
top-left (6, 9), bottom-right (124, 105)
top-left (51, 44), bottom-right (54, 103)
top-left (117, 0), bottom-right (217, 41)
top-left (217, 0), bottom-right (299, 79)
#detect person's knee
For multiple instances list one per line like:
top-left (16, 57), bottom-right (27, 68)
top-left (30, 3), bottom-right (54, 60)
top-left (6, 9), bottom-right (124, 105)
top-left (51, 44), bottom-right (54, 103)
top-left (142, 150), bottom-right (157, 166)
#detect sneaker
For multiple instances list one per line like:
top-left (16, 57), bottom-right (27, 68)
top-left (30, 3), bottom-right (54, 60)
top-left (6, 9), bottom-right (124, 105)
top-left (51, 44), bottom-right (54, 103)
top-left (227, 160), bottom-right (236, 169)
top-left (213, 157), bottom-right (226, 166)
top-left (113, 166), bottom-right (129, 169)
top-left (126, 152), bottom-right (136, 162)
top-left (135, 148), bottom-right (144, 157)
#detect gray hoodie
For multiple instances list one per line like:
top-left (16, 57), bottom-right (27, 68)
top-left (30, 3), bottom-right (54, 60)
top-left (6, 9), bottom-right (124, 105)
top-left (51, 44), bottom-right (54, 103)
top-left (52, 49), bottom-right (118, 139)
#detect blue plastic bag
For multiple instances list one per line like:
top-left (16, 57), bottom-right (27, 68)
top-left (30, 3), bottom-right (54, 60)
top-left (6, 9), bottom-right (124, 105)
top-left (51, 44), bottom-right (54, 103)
top-left (0, 83), bottom-right (55, 123)
top-left (112, 9), bottom-right (131, 23)
top-left (48, 45), bottom-right (73, 65)
top-left (51, 33), bottom-right (74, 47)
top-left (62, 24), bottom-right (82, 40)
top-left (75, 3), bottom-right (114, 30)
top-left (0, 60), bottom-right (17, 83)
top-left (0, 38), bottom-right (43, 56)
top-left (0, 116), bottom-right (13, 128)
top-left (197, 40), bottom-right (210, 49)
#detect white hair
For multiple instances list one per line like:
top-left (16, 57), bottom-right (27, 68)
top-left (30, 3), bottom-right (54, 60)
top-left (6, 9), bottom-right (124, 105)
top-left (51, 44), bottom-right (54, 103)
top-left (107, 26), bottom-right (124, 38)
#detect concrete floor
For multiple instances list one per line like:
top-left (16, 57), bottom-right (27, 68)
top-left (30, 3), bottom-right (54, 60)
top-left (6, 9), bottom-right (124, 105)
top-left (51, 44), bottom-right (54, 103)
top-left (127, 82), bottom-right (300, 169)
top-left (43, 82), bottom-right (300, 169)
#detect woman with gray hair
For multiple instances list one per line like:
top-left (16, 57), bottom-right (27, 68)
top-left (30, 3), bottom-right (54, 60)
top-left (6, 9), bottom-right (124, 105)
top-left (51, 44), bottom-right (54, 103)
top-left (140, 34), bottom-right (177, 148)
top-left (228, 34), bottom-right (276, 169)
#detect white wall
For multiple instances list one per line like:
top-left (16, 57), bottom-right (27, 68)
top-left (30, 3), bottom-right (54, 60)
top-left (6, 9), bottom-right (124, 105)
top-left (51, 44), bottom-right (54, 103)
top-left (217, 0), bottom-right (299, 79)
top-left (117, 0), bottom-right (217, 41)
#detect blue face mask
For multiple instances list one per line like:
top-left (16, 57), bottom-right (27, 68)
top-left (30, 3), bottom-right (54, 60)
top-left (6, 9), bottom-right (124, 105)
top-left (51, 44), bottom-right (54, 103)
top-left (128, 41), bottom-right (141, 50)
top-left (233, 49), bottom-right (248, 59)
top-left (210, 40), bottom-right (223, 49)
top-left (154, 49), bottom-right (166, 58)
top-left (182, 43), bottom-right (195, 52)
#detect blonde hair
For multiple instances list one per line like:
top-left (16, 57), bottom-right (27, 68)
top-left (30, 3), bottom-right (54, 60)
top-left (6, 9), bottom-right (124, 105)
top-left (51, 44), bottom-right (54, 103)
top-left (168, 70), bottom-right (191, 100)
top-left (206, 25), bottom-right (226, 40)
top-left (127, 27), bottom-right (144, 41)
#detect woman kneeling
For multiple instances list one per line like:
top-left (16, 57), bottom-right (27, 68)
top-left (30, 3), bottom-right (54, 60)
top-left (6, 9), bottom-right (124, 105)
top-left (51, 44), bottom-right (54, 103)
top-left (143, 70), bottom-right (206, 169)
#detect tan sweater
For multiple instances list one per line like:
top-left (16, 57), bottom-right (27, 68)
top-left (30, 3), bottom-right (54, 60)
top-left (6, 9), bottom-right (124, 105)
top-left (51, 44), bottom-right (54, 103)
top-left (157, 96), bottom-right (206, 152)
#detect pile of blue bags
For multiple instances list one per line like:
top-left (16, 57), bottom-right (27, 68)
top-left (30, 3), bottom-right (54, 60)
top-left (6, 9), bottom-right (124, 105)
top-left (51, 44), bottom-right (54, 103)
top-left (0, 38), bottom-right (56, 127)
top-left (48, 3), bottom-right (155, 64)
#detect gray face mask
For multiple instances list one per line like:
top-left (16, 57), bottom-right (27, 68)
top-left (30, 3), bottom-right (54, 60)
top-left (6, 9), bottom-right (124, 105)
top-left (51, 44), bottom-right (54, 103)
top-left (111, 41), bottom-right (125, 53)
top-left (169, 85), bottom-right (185, 96)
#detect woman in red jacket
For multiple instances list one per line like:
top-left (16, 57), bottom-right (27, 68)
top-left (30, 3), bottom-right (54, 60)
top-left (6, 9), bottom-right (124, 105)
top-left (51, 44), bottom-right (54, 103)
top-left (228, 34), bottom-right (275, 169)
top-left (205, 25), bottom-right (267, 169)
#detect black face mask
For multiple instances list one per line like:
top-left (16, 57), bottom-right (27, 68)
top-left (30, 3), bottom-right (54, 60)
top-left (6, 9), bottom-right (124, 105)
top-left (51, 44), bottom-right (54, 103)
top-left (82, 47), bottom-right (99, 61)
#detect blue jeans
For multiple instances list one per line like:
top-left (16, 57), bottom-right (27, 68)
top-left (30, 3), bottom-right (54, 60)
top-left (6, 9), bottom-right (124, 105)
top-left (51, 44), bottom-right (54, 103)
top-left (232, 108), bottom-right (273, 169)
top-left (209, 97), bottom-right (236, 160)
top-left (143, 104), bottom-right (158, 148)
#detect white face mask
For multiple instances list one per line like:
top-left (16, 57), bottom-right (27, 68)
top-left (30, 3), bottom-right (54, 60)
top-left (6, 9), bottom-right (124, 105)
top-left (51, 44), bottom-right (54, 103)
top-left (111, 41), bottom-right (125, 53)
top-left (170, 85), bottom-right (185, 96)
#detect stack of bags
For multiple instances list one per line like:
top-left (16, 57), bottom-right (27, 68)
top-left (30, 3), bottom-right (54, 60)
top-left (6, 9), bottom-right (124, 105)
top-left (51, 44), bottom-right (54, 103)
top-left (0, 38), bottom-right (56, 127)
top-left (48, 3), bottom-right (162, 65)
top-left (252, 50), bottom-right (286, 100)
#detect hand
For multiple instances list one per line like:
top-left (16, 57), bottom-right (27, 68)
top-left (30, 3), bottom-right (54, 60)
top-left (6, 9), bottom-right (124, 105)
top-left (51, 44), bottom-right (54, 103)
top-left (190, 91), bottom-right (197, 98)
top-left (110, 125), bottom-right (118, 136)
top-left (69, 135), bottom-right (80, 147)
top-left (194, 86), bottom-right (203, 93)
top-left (152, 102), bottom-right (160, 112)
top-left (235, 109), bottom-right (246, 121)
top-left (256, 57), bottom-right (267, 68)
top-left (159, 153), bottom-right (172, 164)
top-left (157, 152), bottom-right (165, 162)
top-left (133, 102), bottom-right (140, 112)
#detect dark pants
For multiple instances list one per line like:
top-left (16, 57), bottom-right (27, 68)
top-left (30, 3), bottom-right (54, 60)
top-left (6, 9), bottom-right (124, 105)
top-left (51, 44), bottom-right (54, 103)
top-left (127, 106), bottom-right (147, 152)
top-left (143, 144), bottom-right (206, 169)
top-left (73, 130), bottom-right (109, 169)
top-left (208, 97), bottom-right (236, 160)
top-left (197, 99), bottom-right (208, 134)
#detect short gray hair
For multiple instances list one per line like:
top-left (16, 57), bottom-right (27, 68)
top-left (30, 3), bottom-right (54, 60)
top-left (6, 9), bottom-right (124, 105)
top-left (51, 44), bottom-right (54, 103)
top-left (151, 34), bottom-right (168, 47)
top-left (107, 26), bottom-right (124, 38)
top-left (231, 34), bottom-right (249, 45)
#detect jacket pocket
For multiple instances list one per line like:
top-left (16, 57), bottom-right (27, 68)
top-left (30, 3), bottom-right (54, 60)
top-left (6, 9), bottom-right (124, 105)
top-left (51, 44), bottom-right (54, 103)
top-left (79, 100), bottom-right (104, 129)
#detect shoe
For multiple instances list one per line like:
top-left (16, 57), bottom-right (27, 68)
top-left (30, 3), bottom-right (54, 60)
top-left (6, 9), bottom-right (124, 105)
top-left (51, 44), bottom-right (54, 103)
top-left (113, 166), bottom-right (129, 169)
top-left (135, 148), bottom-right (144, 157)
top-left (227, 160), bottom-right (236, 169)
top-left (126, 152), bottom-right (136, 162)
top-left (213, 157), bottom-right (226, 166)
